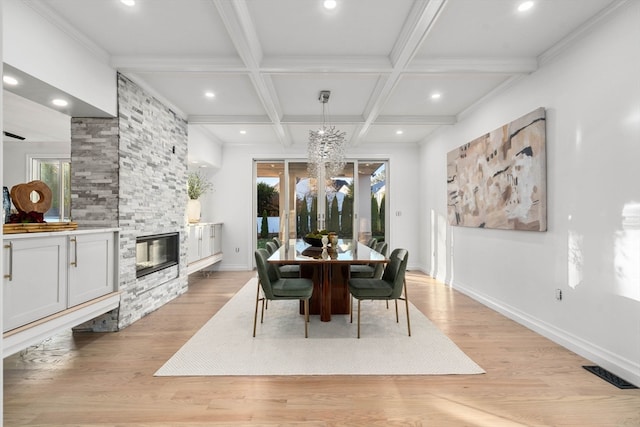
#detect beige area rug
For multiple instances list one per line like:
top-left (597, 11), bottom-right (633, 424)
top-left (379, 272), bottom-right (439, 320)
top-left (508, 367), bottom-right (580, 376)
top-left (155, 278), bottom-right (485, 376)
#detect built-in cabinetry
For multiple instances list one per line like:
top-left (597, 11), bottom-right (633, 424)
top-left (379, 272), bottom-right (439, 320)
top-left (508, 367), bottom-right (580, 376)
top-left (187, 222), bottom-right (223, 274)
top-left (3, 228), bottom-right (119, 357)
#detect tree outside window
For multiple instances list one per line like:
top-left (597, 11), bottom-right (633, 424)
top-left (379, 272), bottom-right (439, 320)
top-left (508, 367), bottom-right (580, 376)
top-left (31, 157), bottom-right (71, 222)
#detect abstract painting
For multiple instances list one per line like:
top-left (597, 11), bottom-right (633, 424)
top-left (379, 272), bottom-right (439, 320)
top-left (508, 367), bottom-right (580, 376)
top-left (447, 107), bottom-right (546, 231)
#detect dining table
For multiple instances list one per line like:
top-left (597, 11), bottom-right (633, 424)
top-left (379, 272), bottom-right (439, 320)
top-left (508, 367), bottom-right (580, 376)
top-left (267, 238), bottom-right (387, 321)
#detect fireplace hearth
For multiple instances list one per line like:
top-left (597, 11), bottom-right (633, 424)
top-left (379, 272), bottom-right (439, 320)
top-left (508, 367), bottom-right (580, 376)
top-left (136, 233), bottom-right (179, 278)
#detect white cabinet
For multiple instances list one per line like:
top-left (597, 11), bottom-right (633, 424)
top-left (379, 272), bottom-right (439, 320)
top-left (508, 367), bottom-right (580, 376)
top-left (187, 223), bottom-right (223, 274)
top-left (3, 235), bottom-right (68, 331)
top-left (68, 232), bottom-right (115, 307)
top-left (3, 229), bottom-right (118, 333)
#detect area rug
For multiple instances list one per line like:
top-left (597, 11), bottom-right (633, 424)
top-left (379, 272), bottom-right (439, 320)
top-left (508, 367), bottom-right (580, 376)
top-left (155, 278), bottom-right (485, 376)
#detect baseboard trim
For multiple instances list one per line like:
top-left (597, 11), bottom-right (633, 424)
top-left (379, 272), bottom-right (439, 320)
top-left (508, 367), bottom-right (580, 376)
top-left (450, 279), bottom-right (640, 388)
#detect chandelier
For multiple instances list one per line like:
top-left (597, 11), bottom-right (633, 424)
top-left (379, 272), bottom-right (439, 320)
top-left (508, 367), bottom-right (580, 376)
top-left (308, 90), bottom-right (347, 180)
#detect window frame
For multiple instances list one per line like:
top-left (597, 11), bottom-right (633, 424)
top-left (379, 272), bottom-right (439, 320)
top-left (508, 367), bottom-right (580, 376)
top-left (28, 154), bottom-right (71, 222)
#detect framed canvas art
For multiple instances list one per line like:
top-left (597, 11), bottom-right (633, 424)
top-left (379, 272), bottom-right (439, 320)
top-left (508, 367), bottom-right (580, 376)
top-left (447, 107), bottom-right (547, 231)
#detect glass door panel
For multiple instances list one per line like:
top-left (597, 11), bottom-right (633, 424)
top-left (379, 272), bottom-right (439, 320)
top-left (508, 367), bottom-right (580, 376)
top-left (326, 162), bottom-right (354, 238)
top-left (256, 161), bottom-right (284, 249)
top-left (355, 161), bottom-right (386, 243)
top-left (288, 162), bottom-right (318, 239)
top-left (255, 160), bottom-right (386, 247)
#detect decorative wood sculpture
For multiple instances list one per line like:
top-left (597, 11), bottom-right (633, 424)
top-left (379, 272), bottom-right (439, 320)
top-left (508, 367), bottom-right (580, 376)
top-left (10, 180), bottom-right (53, 214)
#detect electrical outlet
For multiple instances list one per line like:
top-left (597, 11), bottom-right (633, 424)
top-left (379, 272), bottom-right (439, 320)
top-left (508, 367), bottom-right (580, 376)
top-left (555, 289), bottom-right (562, 301)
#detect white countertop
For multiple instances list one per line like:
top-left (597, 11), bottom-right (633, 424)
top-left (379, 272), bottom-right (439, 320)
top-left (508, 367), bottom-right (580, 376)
top-left (3, 227), bottom-right (120, 240)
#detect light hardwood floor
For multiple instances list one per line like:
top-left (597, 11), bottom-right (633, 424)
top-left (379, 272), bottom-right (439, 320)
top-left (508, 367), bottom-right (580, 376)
top-left (4, 270), bottom-right (640, 426)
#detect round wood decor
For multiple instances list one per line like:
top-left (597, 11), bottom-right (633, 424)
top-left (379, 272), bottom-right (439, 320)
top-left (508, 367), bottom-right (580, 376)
top-left (10, 180), bottom-right (53, 213)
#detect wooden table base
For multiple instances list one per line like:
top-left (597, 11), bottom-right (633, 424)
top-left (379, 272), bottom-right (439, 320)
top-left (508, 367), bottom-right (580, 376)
top-left (300, 263), bottom-right (351, 321)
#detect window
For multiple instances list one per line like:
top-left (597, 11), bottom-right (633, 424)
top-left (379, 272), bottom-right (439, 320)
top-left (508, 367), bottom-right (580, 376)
top-left (30, 157), bottom-right (71, 222)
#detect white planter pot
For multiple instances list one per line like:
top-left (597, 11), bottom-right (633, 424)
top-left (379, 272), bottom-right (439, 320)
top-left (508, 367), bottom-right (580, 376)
top-left (187, 199), bottom-right (201, 223)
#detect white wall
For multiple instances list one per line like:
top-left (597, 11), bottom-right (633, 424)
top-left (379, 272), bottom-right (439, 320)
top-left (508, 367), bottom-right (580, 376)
top-left (208, 141), bottom-right (420, 271)
top-left (188, 124), bottom-right (223, 169)
top-left (3, 0), bottom-right (116, 116)
top-left (419, 2), bottom-right (640, 386)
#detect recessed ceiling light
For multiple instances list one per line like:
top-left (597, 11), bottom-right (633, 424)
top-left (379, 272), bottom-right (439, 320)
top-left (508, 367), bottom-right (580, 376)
top-left (323, 0), bottom-right (337, 10)
top-left (431, 93), bottom-right (442, 100)
top-left (396, 130), bottom-right (404, 135)
top-left (518, 1), bottom-right (534, 12)
top-left (240, 130), bottom-right (247, 135)
top-left (3, 75), bottom-right (18, 86)
top-left (121, 0), bottom-right (135, 6)
top-left (52, 99), bottom-right (68, 107)
top-left (205, 91), bottom-right (215, 98)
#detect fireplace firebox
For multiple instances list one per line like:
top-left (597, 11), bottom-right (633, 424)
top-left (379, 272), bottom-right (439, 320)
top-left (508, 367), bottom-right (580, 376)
top-left (136, 232), bottom-right (179, 278)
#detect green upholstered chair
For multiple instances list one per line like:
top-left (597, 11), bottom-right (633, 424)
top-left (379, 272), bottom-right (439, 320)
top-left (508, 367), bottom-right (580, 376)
top-left (272, 237), bottom-right (283, 248)
top-left (253, 248), bottom-right (314, 338)
top-left (350, 241), bottom-right (388, 279)
top-left (265, 240), bottom-right (300, 278)
top-left (348, 248), bottom-right (410, 338)
top-left (265, 241), bottom-right (278, 255)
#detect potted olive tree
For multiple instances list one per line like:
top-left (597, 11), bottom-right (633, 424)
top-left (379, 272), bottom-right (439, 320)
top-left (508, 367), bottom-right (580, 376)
top-left (187, 171), bottom-right (213, 223)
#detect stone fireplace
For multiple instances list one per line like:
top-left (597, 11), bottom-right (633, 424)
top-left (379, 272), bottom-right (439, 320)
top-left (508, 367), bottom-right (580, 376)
top-left (70, 73), bottom-right (189, 332)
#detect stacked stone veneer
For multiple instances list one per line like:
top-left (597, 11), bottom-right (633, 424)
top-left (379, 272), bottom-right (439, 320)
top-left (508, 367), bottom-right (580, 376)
top-left (70, 73), bottom-right (189, 331)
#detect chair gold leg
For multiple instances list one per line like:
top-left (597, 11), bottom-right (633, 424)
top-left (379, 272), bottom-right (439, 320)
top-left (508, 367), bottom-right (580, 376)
top-left (350, 294), bottom-right (353, 323)
top-left (253, 280), bottom-right (261, 337)
top-left (404, 279), bottom-right (411, 337)
top-left (394, 299), bottom-right (399, 322)
top-left (260, 298), bottom-right (266, 324)
top-left (357, 299), bottom-right (361, 339)
top-left (304, 299), bottom-right (309, 338)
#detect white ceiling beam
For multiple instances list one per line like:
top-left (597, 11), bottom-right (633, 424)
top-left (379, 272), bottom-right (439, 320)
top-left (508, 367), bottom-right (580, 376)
top-left (353, 0), bottom-right (448, 145)
top-left (375, 115), bottom-right (456, 125)
top-left (111, 55), bottom-right (536, 75)
top-left (212, 0), bottom-right (290, 146)
top-left (408, 57), bottom-right (538, 74)
top-left (281, 115), bottom-right (365, 125)
top-left (110, 56), bottom-right (247, 73)
top-left (260, 56), bottom-right (393, 73)
top-left (188, 115), bottom-right (272, 124)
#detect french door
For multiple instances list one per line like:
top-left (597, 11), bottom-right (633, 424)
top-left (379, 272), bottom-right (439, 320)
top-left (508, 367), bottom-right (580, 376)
top-left (255, 160), bottom-right (386, 248)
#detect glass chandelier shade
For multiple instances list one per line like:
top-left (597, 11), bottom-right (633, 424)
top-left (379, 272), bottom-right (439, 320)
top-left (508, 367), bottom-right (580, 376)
top-left (308, 91), bottom-right (347, 180)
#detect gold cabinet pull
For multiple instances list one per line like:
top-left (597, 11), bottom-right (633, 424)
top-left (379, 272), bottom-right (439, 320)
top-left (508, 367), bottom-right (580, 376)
top-left (4, 242), bottom-right (13, 281)
top-left (70, 237), bottom-right (78, 267)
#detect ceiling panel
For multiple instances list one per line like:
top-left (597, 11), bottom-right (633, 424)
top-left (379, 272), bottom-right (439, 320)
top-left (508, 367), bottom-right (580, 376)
top-left (199, 124), bottom-right (281, 145)
top-left (41, 0), bottom-right (238, 57)
top-left (272, 73), bottom-right (383, 117)
top-left (133, 72), bottom-right (267, 117)
top-left (247, 0), bottom-right (415, 57)
top-left (382, 73), bottom-right (513, 116)
top-left (414, 0), bottom-right (618, 58)
top-left (363, 124), bottom-right (440, 145)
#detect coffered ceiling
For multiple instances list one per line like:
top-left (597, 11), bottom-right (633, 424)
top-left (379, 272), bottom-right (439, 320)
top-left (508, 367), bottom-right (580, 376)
top-left (3, 0), bottom-right (623, 147)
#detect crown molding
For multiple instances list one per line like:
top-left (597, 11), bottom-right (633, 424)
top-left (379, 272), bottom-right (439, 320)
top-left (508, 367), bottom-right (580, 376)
top-left (538, 0), bottom-right (629, 67)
